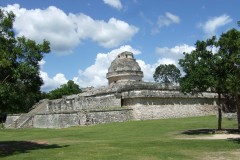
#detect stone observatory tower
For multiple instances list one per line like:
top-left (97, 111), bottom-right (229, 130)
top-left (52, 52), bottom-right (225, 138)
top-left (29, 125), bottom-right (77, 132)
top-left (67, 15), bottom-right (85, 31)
top-left (106, 51), bottom-right (143, 85)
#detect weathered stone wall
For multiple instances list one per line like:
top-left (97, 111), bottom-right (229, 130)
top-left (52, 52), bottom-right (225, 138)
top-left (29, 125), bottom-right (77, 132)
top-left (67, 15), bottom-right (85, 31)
top-left (85, 109), bottom-right (133, 125)
top-left (5, 115), bottom-right (35, 128)
top-left (121, 89), bottom-right (217, 99)
top-left (122, 91), bottom-right (217, 120)
top-left (4, 82), bottom-right (220, 129)
top-left (123, 97), bottom-right (216, 106)
top-left (130, 104), bottom-right (217, 120)
top-left (4, 114), bottom-right (21, 128)
top-left (33, 109), bottom-right (133, 128)
top-left (47, 94), bottom-right (121, 113)
top-left (33, 112), bottom-right (81, 128)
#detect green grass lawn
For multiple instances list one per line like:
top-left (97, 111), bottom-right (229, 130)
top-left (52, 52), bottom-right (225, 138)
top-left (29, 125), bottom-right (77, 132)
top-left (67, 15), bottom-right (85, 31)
top-left (0, 116), bottom-right (239, 160)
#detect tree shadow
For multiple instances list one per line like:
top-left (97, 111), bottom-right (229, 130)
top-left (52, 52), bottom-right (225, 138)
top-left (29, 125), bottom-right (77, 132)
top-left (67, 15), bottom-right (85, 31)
top-left (181, 128), bottom-right (215, 135)
top-left (0, 141), bottom-right (68, 157)
top-left (181, 128), bottom-right (240, 135)
top-left (227, 138), bottom-right (240, 144)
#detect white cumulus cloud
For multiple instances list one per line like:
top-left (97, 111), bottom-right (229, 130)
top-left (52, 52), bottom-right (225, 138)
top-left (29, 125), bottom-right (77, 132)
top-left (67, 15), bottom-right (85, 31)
top-left (40, 71), bottom-right (68, 92)
top-left (103, 0), bottom-right (122, 10)
top-left (70, 14), bottom-right (138, 48)
top-left (156, 58), bottom-right (177, 66)
top-left (137, 60), bottom-right (156, 82)
top-left (2, 4), bottom-right (79, 54)
top-left (39, 60), bottom-right (68, 92)
top-left (1, 4), bottom-right (138, 54)
top-left (152, 12), bottom-right (180, 34)
top-left (156, 44), bottom-right (195, 63)
top-left (200, 14), bottom-right (232, 36)
top-left (158, 12), bottom-right (180, 27)
top-left (38, 59), bottom-right (46, 68)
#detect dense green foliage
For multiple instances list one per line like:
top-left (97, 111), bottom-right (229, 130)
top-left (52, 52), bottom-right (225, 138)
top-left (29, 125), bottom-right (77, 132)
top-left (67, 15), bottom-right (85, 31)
top-left (179, 38), bottom-right (213, 93)
top-left (153, 64), bottom-right (181, 85)
top-left (218, 29), bottom-right (240, 129)
top-left (46, 80), bottom-right (82, 100)
top-left (179, 36), bottom-right (224, 129)
top-left (0, 116), bottom-right (238, 160)
top-left (0, 9), bottom-right (50, 114)
top-left (179, 28), bottom-right (240, 130)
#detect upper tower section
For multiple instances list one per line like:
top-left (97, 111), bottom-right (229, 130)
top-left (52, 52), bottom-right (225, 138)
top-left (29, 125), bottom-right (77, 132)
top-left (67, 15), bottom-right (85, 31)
top-left (106, 51), bottom-right (144, 85)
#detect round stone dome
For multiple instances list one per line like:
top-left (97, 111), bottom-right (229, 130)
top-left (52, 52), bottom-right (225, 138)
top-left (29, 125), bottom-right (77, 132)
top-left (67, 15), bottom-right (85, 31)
top-left (106, 51), bottom-right (143, 85)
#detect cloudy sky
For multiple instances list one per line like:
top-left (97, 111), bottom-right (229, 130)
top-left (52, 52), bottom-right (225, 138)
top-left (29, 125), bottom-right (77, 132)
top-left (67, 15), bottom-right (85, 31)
top-left (1, 0), bottom-right (239, 91)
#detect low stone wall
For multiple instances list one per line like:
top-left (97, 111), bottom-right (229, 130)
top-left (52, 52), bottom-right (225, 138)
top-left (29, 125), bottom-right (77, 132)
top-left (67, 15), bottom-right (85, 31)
top-left (123, 97), bottom-right (217, 120)
top-left (47, 94), bottom-right (121, 113)
top-left (33, 109), bottom-right (133, 128)
top-left (4, 114), bottom-right (21, 128)
top-left (223, 112), bottom-right (237, 120)
top-left (123, 97), bottom-right (216, 106)
top-left (33, 112), bottom-right (81, 128)
top-left (130, 105), bottom-right (217, 120)
top-left (121, 89), bottom-right (217, 99)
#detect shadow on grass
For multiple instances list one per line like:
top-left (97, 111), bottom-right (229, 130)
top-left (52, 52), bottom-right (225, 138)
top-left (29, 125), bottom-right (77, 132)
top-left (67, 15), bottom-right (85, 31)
top-left (181, 128), bottom-right (240, 135)
top-left (0, 141), bottom-right (68, 157)
top-left (181, 129), bottom-right (215, 135)
top-left (227, 138), bottom-right (240, 144)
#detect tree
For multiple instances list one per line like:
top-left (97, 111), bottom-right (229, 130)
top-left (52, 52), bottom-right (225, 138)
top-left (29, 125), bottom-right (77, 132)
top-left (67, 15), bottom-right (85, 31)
top-left (47, 80), bottom-right (82, 100)
top-left (153, 64), bottom-right (181, 85)
top-left (0, 9), bottom-right (50, 114)
top-left (218, 29), bottom-right (240, 129)
top-left (179, 29), bottom-right (240, 130)
top-left (179, 36), bottom-right (227, 130)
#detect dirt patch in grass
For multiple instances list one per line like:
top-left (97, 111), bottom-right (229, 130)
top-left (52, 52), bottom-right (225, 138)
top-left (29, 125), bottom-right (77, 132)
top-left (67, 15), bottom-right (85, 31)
top-left (197, 150), bottom-right (240, 160)
top-left (181, 128), bottom-right (240, 135)
top-left (29, 140), bottom-right (49, 145)
top-left (178, 128), bottom-right (240, 139)
top-left (179, 134), bottom-right (240, 140)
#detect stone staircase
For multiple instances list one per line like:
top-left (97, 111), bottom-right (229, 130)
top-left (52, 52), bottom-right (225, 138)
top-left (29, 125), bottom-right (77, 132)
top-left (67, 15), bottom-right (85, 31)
top-left (6, 100), bottom-right (49, 128)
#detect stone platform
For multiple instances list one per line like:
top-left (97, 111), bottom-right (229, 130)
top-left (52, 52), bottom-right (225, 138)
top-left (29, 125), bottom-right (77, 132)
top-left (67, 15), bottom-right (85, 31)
top-left (5, 82), bottom-right (218, 128)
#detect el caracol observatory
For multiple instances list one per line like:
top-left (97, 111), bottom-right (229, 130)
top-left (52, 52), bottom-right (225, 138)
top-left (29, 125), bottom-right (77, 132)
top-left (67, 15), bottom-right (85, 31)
top-left (106, 51), bottom-right (143, 85)
top-left (5, 51), bottom-right (218, 129)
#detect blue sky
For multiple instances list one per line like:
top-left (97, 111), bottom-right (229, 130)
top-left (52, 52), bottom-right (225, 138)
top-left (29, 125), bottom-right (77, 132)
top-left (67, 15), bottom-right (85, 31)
top-left (1, 0), bottom-right (239, 91)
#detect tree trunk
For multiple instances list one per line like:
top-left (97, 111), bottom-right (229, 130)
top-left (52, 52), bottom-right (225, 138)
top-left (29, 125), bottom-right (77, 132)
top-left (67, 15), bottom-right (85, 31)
top-left (217, 93), bottom-right (222, 130)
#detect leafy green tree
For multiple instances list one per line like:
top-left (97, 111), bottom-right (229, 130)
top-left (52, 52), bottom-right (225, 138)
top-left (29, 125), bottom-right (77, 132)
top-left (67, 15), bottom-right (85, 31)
top-left (218, 29), bottom-right (240, 129)
top-left (179, 36), bottom-right (227, 130)
top-left (153, 64), bottom-right (181, 85)
top-left (0, 9), bottom-right (50, 114)
top-left (47, 80), bottom-right (82, 100)
top-left (180, 29), bottom-right (240, 130)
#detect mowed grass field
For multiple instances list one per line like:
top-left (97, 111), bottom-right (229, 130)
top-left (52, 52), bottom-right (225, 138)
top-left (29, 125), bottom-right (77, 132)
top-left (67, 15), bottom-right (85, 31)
top-left (0, 116), bottom-right (239, 160)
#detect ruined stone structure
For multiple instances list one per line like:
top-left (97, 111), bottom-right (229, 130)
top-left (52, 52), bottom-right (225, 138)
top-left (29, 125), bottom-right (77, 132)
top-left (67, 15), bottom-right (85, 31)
top-left (106, 51), bottom-right (143, 85)
top-left (5, 51), bottom-right (218, 128)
